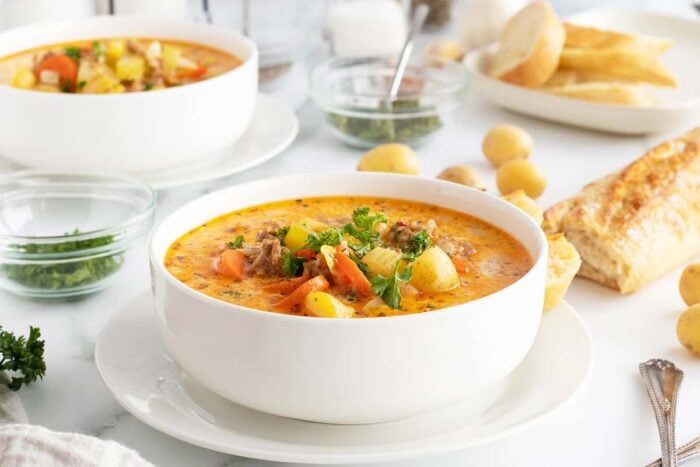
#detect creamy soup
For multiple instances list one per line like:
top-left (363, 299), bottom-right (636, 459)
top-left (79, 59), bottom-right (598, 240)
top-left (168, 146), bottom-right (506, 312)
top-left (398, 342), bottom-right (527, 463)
top-left (164, 197), bottom-right (533, 318)
top-left (0, 38), bottom-right (241, 93)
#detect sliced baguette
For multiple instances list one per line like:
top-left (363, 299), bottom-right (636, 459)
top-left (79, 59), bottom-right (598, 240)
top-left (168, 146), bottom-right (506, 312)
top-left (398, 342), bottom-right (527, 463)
top-left (541, 82), bottom-right (653, 106)
top-left (489, 1), bottom-right (565, 87)
top-left (543, 69), bottom-right (639, 87)
top-left (559, 47), bottom-right (677, 87)
top-left (563, 22), bottom-right (673, 55)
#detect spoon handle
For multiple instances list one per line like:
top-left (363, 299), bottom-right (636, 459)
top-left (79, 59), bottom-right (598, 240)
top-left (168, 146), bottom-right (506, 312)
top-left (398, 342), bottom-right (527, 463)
top-left (640, 359), bottom-right (684, 467)
top-left (648, 435), bottom-right (700, 467)
top-left (388, 3), bottom-right (429, 100)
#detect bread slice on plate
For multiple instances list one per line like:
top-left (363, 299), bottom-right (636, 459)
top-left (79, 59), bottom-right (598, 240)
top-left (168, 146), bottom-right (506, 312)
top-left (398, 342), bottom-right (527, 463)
top-left (543, 128), bottom-right (700, 293)
top-left (563, 22), bottom-right (673, 55)
top-left (540, 82), bottom-right (653, 106)
top-left (488, 1), bottom-right (565, 87)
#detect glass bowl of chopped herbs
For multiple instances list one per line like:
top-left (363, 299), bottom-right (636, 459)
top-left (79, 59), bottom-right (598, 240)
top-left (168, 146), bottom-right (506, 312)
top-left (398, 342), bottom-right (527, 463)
top-left (0, 171), bottom-right (155, 300)
top-left (310, 55), bottom-right (465, 148)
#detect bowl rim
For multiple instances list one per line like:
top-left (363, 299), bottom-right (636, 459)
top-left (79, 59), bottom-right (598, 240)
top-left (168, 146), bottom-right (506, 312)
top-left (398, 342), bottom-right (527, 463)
top-left (150, 172), bottom-right (548, 323)
top-left (0, 169), bottom-right (156, 259)
top-left (0, 15), bottom-right (259, 100)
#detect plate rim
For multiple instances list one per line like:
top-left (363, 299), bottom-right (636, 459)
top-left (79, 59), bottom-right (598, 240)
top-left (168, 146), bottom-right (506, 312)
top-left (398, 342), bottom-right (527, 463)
top-left (95, 299), bottom-right (593, 464)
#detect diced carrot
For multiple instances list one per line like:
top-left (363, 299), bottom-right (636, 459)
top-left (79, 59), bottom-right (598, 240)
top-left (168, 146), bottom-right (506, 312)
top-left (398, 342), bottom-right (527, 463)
top-left (36, 54), bottom-right (78, 87)
top-left (333, 250), bottom-right (373, 297)
top-left (215, 249), bottom-right (246, 280)
top-left (261, 275), bottom-right (309, 294)
top-left (188, 66), bottom-right (208, 80)
top-left (451, 255), bottom-right (470, 274)
top-left (273, 275), bottom-right (329, 310)
top-left (294, 249), bottom-right (317, 260)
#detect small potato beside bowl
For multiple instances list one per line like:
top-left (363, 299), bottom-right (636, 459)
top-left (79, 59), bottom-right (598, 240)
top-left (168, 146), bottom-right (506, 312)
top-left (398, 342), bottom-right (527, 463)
top-left (149, 173), bottom-right (548, 424)
top-left (0, 17), bottom-right (258, 173)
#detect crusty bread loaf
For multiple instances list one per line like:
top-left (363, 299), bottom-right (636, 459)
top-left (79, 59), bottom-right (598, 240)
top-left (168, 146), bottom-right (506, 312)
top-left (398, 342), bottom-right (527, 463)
top-left (489, 2), bottom-right (565, 87)
top-left (543, 128), bottom-right (700, 293)
top-left (545, 233), bottom-right (582, 310)
top-left (563, 22), bottom-right (673, 55)
top-left (558, 47), bottom-right (677, 87)
top-left (540, 82), bottom-right (653, 106)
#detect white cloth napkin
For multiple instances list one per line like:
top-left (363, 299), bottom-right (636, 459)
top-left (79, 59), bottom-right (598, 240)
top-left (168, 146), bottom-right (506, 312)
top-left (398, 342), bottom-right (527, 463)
top-left (0, 373), bottom-right (153, 467)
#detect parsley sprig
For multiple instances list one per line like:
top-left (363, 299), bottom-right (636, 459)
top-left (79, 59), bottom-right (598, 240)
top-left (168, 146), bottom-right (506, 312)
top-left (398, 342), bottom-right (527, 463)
top-left (401, 230), bottom-right (431, 261)
top-left (227, 235), bottom-right (245, 249)
top-left (0, 326), bottom-right (46, 391)
top-left (281, 251), bottom-right (304, 277)
top-left (370, 262), bottom-right (413, 309)
top-left (64, 47), bottom-right (81, 62)
top-left (342, 207), bottom-right (387, 257)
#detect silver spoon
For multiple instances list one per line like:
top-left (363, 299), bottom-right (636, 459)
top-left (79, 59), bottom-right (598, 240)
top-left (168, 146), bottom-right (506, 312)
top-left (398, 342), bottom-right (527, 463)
top-left (648, 435), bottom-right (700, 467)
top-left (640, 359), bottom-right (684, 467)
top-left (387, 3), bottom-right (429, 101)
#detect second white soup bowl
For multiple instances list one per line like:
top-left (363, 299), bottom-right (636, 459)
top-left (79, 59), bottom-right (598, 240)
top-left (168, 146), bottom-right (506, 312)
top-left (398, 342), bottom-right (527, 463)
top-left (0, 17), bottom-right (258, 172)
top-left (150, 173), bottom-right (548, 424)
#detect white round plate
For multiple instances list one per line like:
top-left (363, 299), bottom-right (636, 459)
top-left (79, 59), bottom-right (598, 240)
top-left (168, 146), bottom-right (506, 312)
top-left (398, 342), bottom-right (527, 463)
top-left (95, 294), bottom-right (592, 464)
top-left (0, 93), bottom-right (298, 190)
top-left (466, 9), bottom-right (700, 134)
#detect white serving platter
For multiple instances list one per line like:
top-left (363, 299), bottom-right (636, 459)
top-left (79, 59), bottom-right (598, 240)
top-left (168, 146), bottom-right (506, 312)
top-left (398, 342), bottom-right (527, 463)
top-left (95, 293), bottom-right (592, 464)
top-left (465, 9), bottom-right (700, 135)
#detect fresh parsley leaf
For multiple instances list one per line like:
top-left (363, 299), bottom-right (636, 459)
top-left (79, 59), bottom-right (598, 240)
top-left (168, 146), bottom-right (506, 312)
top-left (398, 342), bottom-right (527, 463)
top-left (144, 82), bottom-right (154, 91)
top-left (302, 228), bottom-right (342, 253)
top-left (227, 235), bottom-right (245, 249)
top-left (281, 250), bottom-right (304, 277)
top-left (277, 226), bottom-right (290, 245)
top-left (341, 207), bottom-right (387, 257)
top-left (77, 80), bottom-right (87, 90)
top-left (370, 263), bottom-right (413, 309)
top-left (64, 47), bottom-right (81, 62)
top-left (0, 325), bottom-right (46, 391)
top-left (92, 41), bottom-right (104, 57)
top-left (402, 230), bottom-right (431, 261)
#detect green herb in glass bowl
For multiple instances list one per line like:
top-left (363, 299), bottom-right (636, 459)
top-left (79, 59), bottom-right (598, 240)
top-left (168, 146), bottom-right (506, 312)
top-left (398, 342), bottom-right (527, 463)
top-left (1, 230), bottom-right (123, 293)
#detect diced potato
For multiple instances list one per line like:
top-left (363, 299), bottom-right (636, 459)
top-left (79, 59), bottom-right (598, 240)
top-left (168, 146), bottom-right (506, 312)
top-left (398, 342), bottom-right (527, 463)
top-left (319, 245), bottom-right (336, 270)
top-left (106, 40), bottom-right (126, 65)
top-left (11, 67), bottom-right (36, 89)
top-left (284, 222), bottom-right (314, 251)
top-left (305, 291), bottom-right (354, 318)
top-left (362, 247), bottom-right (402, 277)
top-left (544, 233), bottom-right (581, 311)
top-left (410, 246), bottom-right (459, 292)
top-left (162, 45), bottom-right (181, 71)
top-left (116, 55), bottom-right (145, 81)
top-left (82, 75), bottom-right (121, 94)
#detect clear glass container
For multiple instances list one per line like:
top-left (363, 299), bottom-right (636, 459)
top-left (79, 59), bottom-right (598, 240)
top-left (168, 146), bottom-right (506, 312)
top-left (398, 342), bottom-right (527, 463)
top-left (0, 171), bottom-right (155, 300)
top-left (310, 55), bottom-right (466, 148)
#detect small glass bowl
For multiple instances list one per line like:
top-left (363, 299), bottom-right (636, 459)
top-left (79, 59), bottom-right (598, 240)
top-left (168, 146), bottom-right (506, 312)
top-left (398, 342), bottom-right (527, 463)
top-left (0, 171), bottom-right (155, 300)
top-left (310, 55), bottom-right (465, 148)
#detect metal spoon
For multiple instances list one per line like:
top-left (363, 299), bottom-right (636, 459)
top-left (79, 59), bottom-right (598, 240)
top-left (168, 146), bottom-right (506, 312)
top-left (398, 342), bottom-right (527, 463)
top-left (387, 3), bottom-right (429, 101)
top-left (640, 359), bottom-right (684, 467)
top-left (648, 435), bottom-right (700, 467)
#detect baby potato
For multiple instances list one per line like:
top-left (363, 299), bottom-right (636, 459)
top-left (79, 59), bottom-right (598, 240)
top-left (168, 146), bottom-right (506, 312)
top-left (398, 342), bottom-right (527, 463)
top-left (502, 190), bottom-right (543, 225)
top-left (357, 143), bottom-right (420, 175)
top-left (482, 124), bottom-right (533, 167)
top-left (496, 159), bottom-right (547, 199)
top-left (410, 246), bottom-right (459, 292)
top-left (544, 233), bottom-right (581, 311)
top-left (679, 263), bottom-right (700, 306)
top-left (437, 165), bottom-right (486, 190)
top-left (677, 304), bottom-right (700, 357)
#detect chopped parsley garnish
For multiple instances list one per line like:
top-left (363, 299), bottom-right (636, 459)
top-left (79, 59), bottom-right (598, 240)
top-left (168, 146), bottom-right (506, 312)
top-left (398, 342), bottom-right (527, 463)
top-left (227, 235), bottom-right (245, 249)
top-left (92, 41), bottom-right (104, 57)
top-left (302, 228), bottom-right (342, 253)
top-left (281, 250), bottom-right (304, 277)
top-left (0, 325), bottom-right (46, 391)
top-left (370, 262), bottom-right (413, 309)
top-left (402, 230), bottom-right (431, 261)
top-left (60, 82), bottom-right (72, 93)
top-left (277, 226), bottom-right (290, 244)
top-left (342, 207), bottom-right (387, 257)
top-left (64, 47), bottom-right (81, 62)
top-left (144, 82), bottom-right (154, 91)
top-left (0, 229), bottom-right (123, 292)
top-left (77, 80), bottom-right (87, 90)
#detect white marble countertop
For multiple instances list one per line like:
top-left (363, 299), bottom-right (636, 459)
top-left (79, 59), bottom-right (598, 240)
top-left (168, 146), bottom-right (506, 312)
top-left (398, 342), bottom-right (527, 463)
top-left (3, 4), bottom-right (700, 465)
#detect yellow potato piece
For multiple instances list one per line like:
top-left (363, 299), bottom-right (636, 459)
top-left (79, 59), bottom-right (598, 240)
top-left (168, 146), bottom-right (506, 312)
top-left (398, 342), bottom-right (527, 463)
top-left (116, 55), bottom-right (145, 81)
top-left (410, 246), bottom-right (459, 292)
top-left (11, 67), bottom-right (36, 89)
top-left (679, 263), bottom-right (700, 306)
top-left (357, 143), bottom-right (420, 175)
top-left (677, 304), bottom-right (700, 357)
top-left (362, 247), bottom-right (402, 277)
top-left (482, 124), bottom-right (533, 167)
top-left (502, 190), bottom-right (543, 225)
top-left (162, 45), bottom-right (181, 71)
top-left (496, 159), bottom-right (547, 199)
top-left (284, 223), bottom-right (314, 251)
top-left (544, 233), bottom-right (581, 311)
top-left (106, 40), bottom-right (126, 66)
top-left (305, 292), bottom-right (354, 318)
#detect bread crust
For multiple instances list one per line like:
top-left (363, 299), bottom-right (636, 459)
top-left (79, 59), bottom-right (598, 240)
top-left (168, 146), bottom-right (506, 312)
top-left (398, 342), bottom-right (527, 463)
top-left (543, 128), bottom-right (700, 293)
top-left (491, 2), bottom-right (565, 87)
